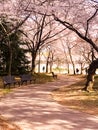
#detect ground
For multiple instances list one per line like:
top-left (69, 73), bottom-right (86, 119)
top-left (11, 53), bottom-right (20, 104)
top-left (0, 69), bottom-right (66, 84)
top-left (52, 75), bottom-right (98, 115)
top-left (0, 74), bottom-right (98, 129)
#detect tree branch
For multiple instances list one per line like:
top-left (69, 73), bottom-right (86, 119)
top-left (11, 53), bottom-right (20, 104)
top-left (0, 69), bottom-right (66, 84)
top-left (53, 14), bottom-right (98, 52)
top-left (85, 9), bottom-right (98, 37)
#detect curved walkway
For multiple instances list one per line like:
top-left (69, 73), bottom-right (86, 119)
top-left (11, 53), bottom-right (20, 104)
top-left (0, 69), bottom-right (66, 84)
top-left (0, 75), bottom-right (98, 130)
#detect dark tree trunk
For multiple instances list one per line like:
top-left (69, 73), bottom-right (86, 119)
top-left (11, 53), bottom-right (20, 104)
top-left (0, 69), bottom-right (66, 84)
top-left (80, 63), bottom-right (82, 74)
top-left (83, 73), bottom-right (95, 91)
top-left (46, 52), bottom-right (50, 73)
top-left (31, 52), bottom-right (36, 73)
top-left (8, 47), bottom-right (12, 76)
top-left (82, 59), bottom-right (98, 91)
top-left (67, 64), bottom-right (70, 74)
top-left (7, 41), bottom-right (12, 76)
top-left (46, 60), bottom-right (49, 73)
top-left (38, 50), bottom-right (41, 73)
top-left (50, 62), bottom-right (53, 73)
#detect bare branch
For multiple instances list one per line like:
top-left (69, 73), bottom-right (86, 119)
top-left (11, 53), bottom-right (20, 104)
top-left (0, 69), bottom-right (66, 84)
top-left (91, 0), bottom-right (98, 3)
top-left (10, 13), bottom-right (31, 34)
top-left (85, 9), bottom-right (98, 37)
top-left (53, 14), bottom-right (98, 52)
top-left (19, 30), bottom-right (34, 50)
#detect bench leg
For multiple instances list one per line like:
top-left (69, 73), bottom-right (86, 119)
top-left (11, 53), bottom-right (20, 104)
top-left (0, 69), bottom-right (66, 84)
top-left (4, 84), bottom-right (6, 89)
top-left (21, 81), bottom-right (27, 85)
top-left (18, 82), bottom-right (21, 87)
top-left (14, 83), bottom-right (16, 87)
top-left (4, 84), bottom-right (10, 89)
top-left (8, 84), bottom-right (11, 89)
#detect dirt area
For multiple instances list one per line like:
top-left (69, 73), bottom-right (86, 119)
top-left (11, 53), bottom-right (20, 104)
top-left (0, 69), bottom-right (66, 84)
top-left (52, 75), bottom-right (98, 115)
top-left (0, 90), bottom-right (19, 130)
top-left (0, 115), bottom-right (21, 130)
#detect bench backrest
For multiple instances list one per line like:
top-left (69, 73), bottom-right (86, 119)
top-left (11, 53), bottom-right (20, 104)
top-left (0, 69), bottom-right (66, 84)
top-left (3, 76), bottom-right (16, 84)
top-left (20, 74), bottom-right (32, 81)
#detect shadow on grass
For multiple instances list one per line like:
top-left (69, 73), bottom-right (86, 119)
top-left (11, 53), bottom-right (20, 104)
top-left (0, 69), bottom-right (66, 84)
top-left (52, 75), bottom-right (98, 115)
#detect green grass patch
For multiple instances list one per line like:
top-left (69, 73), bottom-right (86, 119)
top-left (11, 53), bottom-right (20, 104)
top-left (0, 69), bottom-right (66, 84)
top-left (0, 88), bottom-right (12, 97)
top-left (33, 73), bottom-right (53, 84)
top-left (1, 88), bottom-right (12, 94)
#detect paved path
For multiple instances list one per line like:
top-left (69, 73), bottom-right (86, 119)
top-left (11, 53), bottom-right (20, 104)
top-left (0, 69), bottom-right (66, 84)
top-left (0, 75), bottom-right (98, 130)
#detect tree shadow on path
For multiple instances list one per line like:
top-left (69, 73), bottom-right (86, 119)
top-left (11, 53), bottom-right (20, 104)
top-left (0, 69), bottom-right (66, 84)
top-left (0, 75), bottom-right (98, 130)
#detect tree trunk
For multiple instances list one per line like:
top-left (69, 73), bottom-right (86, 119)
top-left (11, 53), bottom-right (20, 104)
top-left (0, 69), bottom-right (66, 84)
top-left (50, 61), bottom-right (53, 73)
top-left (8, 49), bottom-right (12, 75)
top-left (82, 59), bottom-right (98, 91)
top-left (8, 41), bottom-right (12, 76)
top-left (68, 46), bottom-right (76, 74)
top-left (46, 60), bottom-right (49, 73)
top-left (83, 74), bottom-right (95, 91)
top-left (38, 50), bottom-right (41, 73)
top-left (67, 64), bottom-right (70, 74)
top-left (73, 64), bottom-right (76, 75)
top-left (46, 51), bottom-right (50, 73)
top-left (80, 63), bottom-right (83, 74)
top-left (31, 52), bottom-right (36, 73)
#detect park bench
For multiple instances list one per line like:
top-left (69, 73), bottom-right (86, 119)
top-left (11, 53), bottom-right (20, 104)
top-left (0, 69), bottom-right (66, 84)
top-left (3, 75), bottom-right (21, 88)
top-left (20, 74), bottom-right (33, 85)
top-left (51, 72), bottom-right (57, 79)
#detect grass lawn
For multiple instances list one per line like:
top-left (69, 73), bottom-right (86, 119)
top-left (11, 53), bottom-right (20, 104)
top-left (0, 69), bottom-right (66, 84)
top-left (52, 75), bottom-right (98, 115)
top-left (32, 73), bottom-right (53, 83)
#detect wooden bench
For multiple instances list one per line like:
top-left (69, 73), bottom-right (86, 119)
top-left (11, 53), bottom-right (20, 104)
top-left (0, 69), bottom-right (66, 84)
top-left (51, 72), bottom-right (57, 79)
top-left (3, 75), bottom-right (21, 88)
top-left (20, 74), bottom-right (33, 85)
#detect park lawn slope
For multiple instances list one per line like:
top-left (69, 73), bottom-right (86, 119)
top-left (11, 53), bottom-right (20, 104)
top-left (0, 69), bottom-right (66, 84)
top-left (52, 75), bottom-right (98, 115)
